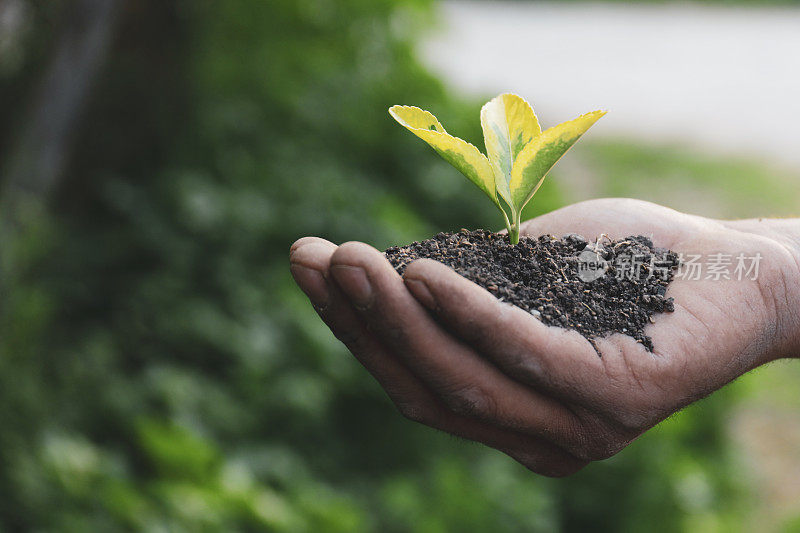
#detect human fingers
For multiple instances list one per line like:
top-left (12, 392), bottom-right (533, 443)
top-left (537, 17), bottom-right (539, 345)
top-left (290, 239), bottom-right (587, 474)
top-left (328, 241), bottom-right (604, 459)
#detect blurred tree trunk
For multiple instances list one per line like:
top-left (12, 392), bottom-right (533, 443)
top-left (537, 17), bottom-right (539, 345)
top-left (0, 0), bottom-right (121, 294)
top-left (1, 0), bottom-right (120, 231)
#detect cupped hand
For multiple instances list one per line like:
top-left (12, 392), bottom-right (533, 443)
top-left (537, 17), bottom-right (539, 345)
top-left (289, 198), bottom-right (800, 476)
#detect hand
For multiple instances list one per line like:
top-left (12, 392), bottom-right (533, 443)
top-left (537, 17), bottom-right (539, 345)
top-left (289, 198), bottom-right (800, 476)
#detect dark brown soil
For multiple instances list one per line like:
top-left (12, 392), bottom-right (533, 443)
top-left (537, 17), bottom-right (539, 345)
top-left (384, 230), bottom-right (680, 354)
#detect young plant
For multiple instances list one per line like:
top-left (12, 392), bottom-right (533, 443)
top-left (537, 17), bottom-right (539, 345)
top-left (389, 94), bottom-right (605, 244)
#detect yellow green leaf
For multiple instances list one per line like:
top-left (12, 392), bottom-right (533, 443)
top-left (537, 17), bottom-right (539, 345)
top-left (510, 110), bottom-right (606, 211)
top-left (480, 93), bottom-right (540, 206)
top-left (389, 105), bottom-right (498, 205)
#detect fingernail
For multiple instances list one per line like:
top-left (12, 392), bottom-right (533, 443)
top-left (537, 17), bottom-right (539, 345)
top-left (330, 265), bottom-right (373, 309)
top-left (290, 264), bottom-right (329, 310)
top-left (405, 278), bottom-right (436, 310)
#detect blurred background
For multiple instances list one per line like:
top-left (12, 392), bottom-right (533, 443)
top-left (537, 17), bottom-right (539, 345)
top-left (1, 0), bottom-right (800, 530)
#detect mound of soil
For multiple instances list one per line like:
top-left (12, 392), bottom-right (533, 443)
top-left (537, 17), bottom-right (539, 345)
top-left (384, 229), bottom-right (680, 354)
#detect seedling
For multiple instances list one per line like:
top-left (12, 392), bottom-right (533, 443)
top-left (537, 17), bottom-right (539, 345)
top-left (389, 94), bottom-right (605, 244)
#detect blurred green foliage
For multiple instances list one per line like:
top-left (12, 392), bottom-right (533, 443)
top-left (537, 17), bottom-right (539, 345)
top-left (0, 0), bottom-right (762, 530)
top-left (582, 140), bottom-right (800, 219)
top-left (501, 0), bottom-right (800, 4)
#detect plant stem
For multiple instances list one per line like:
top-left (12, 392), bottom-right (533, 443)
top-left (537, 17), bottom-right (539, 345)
top-left (508, 222), bottom-right (520, 245)
top-left (508, 210), bottom-right (524, 245)
top-left (498, 205), bottom-right (518, 244)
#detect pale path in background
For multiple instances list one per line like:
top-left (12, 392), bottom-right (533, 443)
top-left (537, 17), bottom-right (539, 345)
top-left (421, 1), bottom-right (800, 168)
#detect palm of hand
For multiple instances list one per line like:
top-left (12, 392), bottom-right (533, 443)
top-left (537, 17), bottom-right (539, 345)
top-left (290, 198), bottom-right (796, 475)
top-left (517, 199), bottom-right (790, 424)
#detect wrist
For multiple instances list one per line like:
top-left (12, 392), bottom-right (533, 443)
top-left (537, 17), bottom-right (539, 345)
top-left (723, 218), bottom-right (800, 360)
